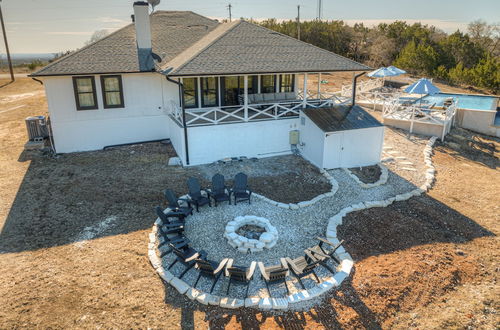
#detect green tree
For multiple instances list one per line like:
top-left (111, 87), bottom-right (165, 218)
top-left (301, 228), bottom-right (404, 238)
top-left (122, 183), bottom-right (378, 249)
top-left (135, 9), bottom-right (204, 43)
top-left (394, 40), bottom-right (439, 75)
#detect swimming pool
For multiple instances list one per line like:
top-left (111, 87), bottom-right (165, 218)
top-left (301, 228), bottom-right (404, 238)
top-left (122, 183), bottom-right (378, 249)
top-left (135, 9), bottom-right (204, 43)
top-left (422, 93), bottom-right (498, 111)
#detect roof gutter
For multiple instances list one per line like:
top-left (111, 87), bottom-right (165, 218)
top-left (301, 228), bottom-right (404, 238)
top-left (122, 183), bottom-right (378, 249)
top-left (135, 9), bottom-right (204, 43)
top-left (165, 75), bottom-right (189, 165)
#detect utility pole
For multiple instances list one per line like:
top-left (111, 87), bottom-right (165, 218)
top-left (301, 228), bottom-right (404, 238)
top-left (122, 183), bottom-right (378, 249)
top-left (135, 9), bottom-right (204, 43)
top-left (317, 0), bottom-right (322, 21)
top-left (296, 5), bottom-right (301, 40)
top-left (0, 0), bottom-right (14, 82)
top-left (227, 3), bottom-right (232, 22)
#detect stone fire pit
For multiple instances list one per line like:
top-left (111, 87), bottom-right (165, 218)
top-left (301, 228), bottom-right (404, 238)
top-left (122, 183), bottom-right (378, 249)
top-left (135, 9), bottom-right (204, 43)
top-left (224, 215), bottom-right (278, 253)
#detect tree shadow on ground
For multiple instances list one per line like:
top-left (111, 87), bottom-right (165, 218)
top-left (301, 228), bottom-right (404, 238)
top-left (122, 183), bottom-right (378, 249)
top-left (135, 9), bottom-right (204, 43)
top-left (437, 127), bottom-right (499, 169)
top-left (0, 137), bottom-right (494, 257)
top-left (161, 268), bottom-right (381, 329)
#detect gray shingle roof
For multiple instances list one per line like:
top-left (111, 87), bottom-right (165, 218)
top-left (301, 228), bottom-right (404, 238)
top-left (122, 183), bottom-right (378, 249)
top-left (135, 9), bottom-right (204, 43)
top-left (165, 20), bottom-right (371, 76)
top-left (32, 12), bottom-right (370, 77)
top-left (303, 105), bottom-right (383, 132)
top-left (31, 11), bottom-right (219, 77)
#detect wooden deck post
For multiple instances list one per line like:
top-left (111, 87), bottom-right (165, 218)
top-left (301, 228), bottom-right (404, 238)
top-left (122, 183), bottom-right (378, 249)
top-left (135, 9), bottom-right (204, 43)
top-left (244, 75), bottom-right (248, 121)
top-left (302, 73), bottom-right (308, 108)
top-left (317, 72), bottom-right (321, 99)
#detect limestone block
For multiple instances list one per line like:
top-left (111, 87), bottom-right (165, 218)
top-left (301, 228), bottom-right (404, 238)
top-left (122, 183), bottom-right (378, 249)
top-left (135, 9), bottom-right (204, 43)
top-left (260, 232), bottom-right (274, 243)
top-left (258, 297), bottom-right (273, 310)
top-left (220, 297), bottom-right (244, 309)
top-left (170, 277), bottom-right (190, 294)
top-left (277, 203), bottom-right (290, 209)
top-left (289, 204), bottom-right (300, 210)
top-left (196, 292), bottom-right (211, 305)
top-left (271, 297), bottom-right (288, 309)
top-left (208, 295), bottom-right (221, 306)
top-left (186, 288), bottom-right (201, 300)
top-left (266, 240), bottom-right (277, 249)
top-left (333, 271), bottom-right (348, 285)
top-left (237, 247), bottom-right (249, 253)
top-left (340, 259), bottom-right (354, 273)
top-left (159, 269), bottom-right (174, 283)
top-left (245, 297), bottom-right (261, 307)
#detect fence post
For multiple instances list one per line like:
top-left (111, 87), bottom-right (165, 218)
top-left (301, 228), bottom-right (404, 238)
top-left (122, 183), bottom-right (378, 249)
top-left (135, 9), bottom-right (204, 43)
top-left (302, 73), bottom-right (308, 109)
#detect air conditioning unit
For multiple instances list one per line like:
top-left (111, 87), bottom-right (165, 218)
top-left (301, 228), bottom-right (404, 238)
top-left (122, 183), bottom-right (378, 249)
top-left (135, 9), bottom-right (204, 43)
top-left (25, 116), bottom-right (49, 141)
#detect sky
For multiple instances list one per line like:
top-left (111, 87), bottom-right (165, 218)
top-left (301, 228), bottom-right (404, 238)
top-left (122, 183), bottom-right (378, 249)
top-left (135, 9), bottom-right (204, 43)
top-left (1, 0), bottom-right (499, 54)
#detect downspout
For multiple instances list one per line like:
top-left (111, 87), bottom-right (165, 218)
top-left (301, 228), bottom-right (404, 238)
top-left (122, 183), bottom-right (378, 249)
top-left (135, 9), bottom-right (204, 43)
top-left (351, 71), bottom-right (366, 106)
top-left (166, 76), bottom-right (189, 165)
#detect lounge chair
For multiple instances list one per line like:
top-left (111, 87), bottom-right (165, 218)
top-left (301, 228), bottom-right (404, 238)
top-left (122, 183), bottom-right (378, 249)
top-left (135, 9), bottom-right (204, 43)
top-left (157, 233), bottom-right (189, 258)
top-left (193, 255), bottom-right (229, 293)
top-left (225, 259), bottom-right (257, 298)
top-left (258, 258), bottom-right (290, 295)
top-left (307, 237), bottom-right (344, 266)
top-left (207, 174), bottom-right (231, 206)
top-left (286, 251), bottom-right (325, 289)
top-left (167, 244), bottom-right (201, 279)
top-left (231, 172), bottom-right (252, 205)
top-left (164, 189), bottom-right (193, 218)
top-left (187, 177), bottom-right (211, 212)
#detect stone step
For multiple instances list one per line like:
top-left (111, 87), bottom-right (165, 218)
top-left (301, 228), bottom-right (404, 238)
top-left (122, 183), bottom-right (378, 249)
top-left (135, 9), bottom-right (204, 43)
top-left (401, 167), bottom-right (417, 171)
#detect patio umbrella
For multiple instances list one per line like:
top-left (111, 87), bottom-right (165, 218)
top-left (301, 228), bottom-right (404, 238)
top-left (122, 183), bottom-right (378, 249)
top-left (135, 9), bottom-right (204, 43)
top-left (387, 65), bottom-right (406, 75)
top-left (404, 77), bottom-right (440, 106)
top-left (367, 67), bottom-right (398, 78)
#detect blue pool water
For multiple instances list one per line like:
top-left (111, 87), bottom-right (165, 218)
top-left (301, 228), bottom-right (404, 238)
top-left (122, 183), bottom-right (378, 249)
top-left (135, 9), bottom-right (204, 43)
top-left (421, 93), bottom-right (498, 111)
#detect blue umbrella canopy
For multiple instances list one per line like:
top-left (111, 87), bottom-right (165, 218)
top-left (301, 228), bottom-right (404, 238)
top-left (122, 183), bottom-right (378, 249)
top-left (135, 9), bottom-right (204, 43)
top-left (387, 65), bottom-right (406, 75)
top-left (367, 67), bottom-right (399, 78)
top-left (404, 78), bottom-right (440, 95)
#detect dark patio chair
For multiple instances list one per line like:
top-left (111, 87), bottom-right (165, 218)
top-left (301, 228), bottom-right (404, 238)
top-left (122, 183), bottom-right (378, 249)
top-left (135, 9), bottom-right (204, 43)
top-left (286, 250), bottom-right (327, 290)
top-left (164, 189), bottom-right (193, 219)
top-left (155, 206), bottom-right (185, 234)
top-left (208, 174), bottom-right (231, 206)
top-left (167, 243), bottom-right (201, 279)
top-left (193, 254), bottom-right (229, 293)
top-left (158, 233), bottom-right (189, 258)
top-left (231, 172), bottom-right (252, 205)
top-left (307, 237), bottom-right (344, 267)
top-left (225, 259), bottom-right (257, 298)
top-left (258, 258), bottom-right (290, 295)
top-left (187, 177), bottom-right (211, 212)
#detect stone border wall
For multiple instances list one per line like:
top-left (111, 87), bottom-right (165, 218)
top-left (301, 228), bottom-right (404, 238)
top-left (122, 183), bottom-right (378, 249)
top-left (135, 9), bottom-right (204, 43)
top-left (147, 136), bottom-right (438, 311)
top-left (343, 163), bottom-right (389, 188)
top-left (253, 170), bottom-right (339, 209)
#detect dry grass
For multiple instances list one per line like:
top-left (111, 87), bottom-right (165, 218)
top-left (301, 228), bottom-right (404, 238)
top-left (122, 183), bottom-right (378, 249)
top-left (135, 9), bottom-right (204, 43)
top-left (0, 78), bottom-right (498, 329)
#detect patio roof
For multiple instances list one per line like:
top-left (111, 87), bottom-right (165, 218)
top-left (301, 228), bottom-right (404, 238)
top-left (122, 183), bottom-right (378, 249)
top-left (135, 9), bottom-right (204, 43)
top-left (303, 105), bottom-right (383, 132)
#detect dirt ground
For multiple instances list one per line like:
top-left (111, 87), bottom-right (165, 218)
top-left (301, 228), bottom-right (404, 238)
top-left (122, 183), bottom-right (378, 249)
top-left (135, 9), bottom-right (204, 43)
top-left (0, 78), bottom-right (499, 329)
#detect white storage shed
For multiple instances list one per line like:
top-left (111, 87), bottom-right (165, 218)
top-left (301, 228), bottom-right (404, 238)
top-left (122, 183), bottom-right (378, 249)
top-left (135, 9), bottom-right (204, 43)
top-left (299, 105), bottom-right (385, 169)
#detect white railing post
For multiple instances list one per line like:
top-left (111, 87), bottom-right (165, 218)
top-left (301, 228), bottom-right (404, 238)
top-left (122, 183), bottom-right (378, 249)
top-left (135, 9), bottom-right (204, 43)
top-left (244, 75), bottom-right (248, 121)
top-left (317, 73), bottom-right (321, 99)
top-left (302, 73), bottom-right (308, 108)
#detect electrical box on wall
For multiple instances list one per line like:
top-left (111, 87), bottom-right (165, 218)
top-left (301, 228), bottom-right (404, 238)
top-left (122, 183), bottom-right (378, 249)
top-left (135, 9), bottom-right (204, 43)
top-left (289, 130), bottom-right (300, 145)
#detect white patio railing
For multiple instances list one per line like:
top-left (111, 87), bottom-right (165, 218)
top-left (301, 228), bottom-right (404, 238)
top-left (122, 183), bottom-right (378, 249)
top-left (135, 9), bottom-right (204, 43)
top-left (341, 79), bottom-right (384, 97)
top-left (168, 96), bottom-right (351, 127)
top-left (382, 98), bottom-right (457, 140)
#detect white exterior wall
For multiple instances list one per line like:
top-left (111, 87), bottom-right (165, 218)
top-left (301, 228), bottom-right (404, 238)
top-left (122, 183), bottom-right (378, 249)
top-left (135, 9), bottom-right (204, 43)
top-left (456, 108), bottom-right (498, 137)
top-left (185, 118), bottom-right (299, 165)
top-left (298, 114), bottom-right (325, 168)
top-left (334, 127), bottom-right (384, 168)
top-left (298, 113), bottom-right (384, 169)
top-left (42, 73), bottom-right (178, 153)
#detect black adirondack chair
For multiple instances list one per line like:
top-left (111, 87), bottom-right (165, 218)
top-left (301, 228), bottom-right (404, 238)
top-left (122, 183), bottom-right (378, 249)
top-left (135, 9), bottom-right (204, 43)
top-left (193, 255), bottom-right (229, 293)
top-left (187, 177), bottom-right (211, 212)
top-left (164, 189), bottom-right (193, 218)
top-left (258, 258), bottom-right (290, 295)
top-left (167, 244), bottom-right (200, 279)
top-left (286, 250), bottom-right (326, 289)
top-left (225, 259), bottom-right (257, 298)
top-left (231, 172), bottom-right (252, 205)
top-left (208, 174), bottom-right (231, 206)
top-left (155, 207), bottom-right (185, 233)
top-left (307, 237), bottom-right (344, 267)
top-left (158, 233), bottom-right (189, 258)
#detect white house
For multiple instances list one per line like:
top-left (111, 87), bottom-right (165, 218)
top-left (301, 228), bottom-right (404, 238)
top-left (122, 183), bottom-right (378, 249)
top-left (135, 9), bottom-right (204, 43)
top-left (31, 1), bottom-right (384, 168)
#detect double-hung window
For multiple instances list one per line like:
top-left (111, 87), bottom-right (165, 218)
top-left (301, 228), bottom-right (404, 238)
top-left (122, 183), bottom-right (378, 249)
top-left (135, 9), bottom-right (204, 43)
top-left (100, 75), bottom-right (124, 108)
top-left (72, 76), bottom-right (98, 110)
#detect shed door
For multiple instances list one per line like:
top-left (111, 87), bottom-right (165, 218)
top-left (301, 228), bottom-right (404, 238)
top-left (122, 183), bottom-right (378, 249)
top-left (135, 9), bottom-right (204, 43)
top-left (323, 132), bottom-right (343, 169)
top-left (341, 128), bottom-right (384, 168)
